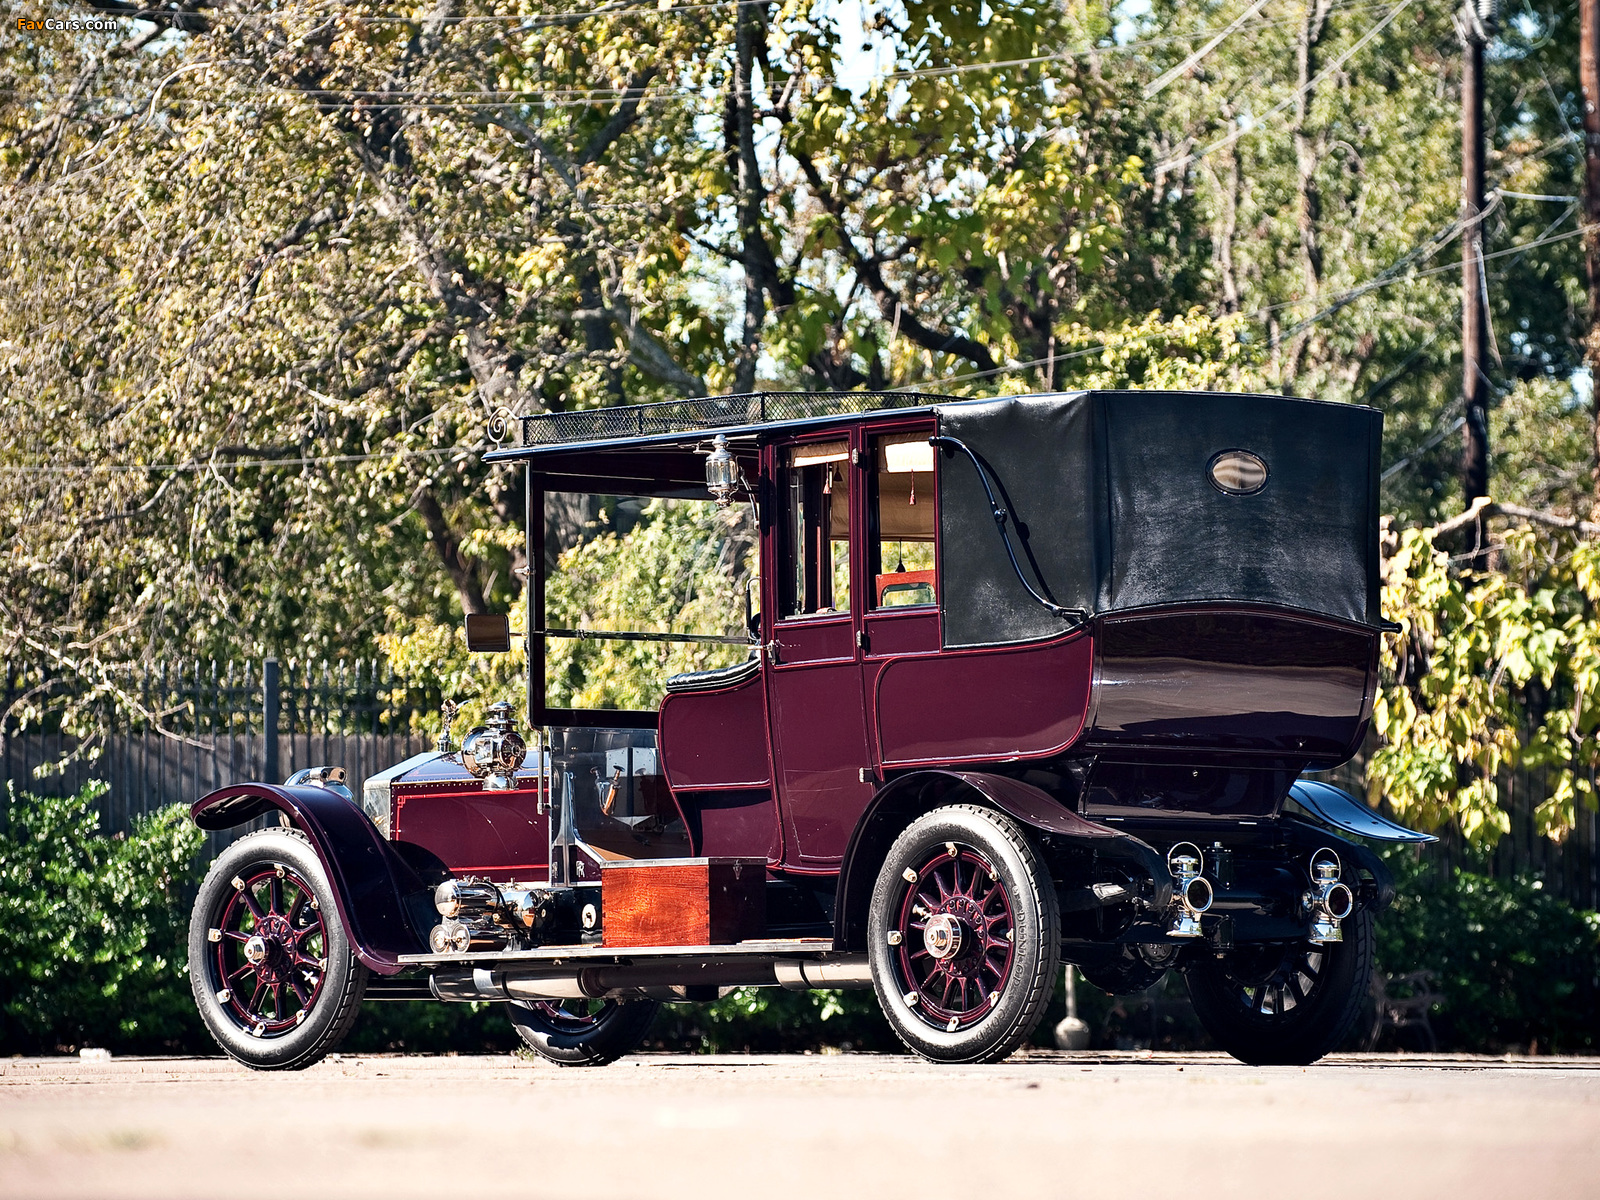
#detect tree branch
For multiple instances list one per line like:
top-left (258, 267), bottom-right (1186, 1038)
top-left (1426, 495), bottom-right (1600, 542)
top-left (796, 156), bottom-right (998, 374)
top-left (413, 485), bottom-right (489, 615)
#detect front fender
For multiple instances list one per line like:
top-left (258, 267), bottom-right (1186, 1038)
top-left (833, 769), bottom-right (1172, 952)
top-left (192, 783), bottom-right (428, 974)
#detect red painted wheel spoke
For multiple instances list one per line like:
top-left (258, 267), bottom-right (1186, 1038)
top-left (892, 845), bottom-right (1017, 1031)
top-left (206, 860), bottom-right (332, 1037)
top-left (238, 885), bottom-right (266, 923)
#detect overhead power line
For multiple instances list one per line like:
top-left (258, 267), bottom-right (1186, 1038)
top-left (1, 0), bottom-right (1394, 112)
top-left (1158, 0), bottom-right (1417, 174)
top-left (6, 222), bottom-right (1591, 478)
top-left (1144, 0), bottom-right (1274, 98)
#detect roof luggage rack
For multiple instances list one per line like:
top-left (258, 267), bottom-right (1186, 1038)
top-left (510, 389), bottom-right (943, 448)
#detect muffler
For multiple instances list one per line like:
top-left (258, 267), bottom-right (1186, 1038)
top-left (1306, 849), bottom-right (1354, 945)
top-left (1165, 843), bottom-right (1213, 938)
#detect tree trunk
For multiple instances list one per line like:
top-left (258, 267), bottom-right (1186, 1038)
top-left (1282, 0), bottom-right (1334, 386)
top-left (1581, 0), bottom-right (1600, 507)
top-left (1460, 21), bottom-right (1489, 508)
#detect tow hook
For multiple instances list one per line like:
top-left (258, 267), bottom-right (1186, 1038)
top-left (1305, 848), bottom-right (1355, 945)
top-left (1165, 842), bottom-right (1214, 938)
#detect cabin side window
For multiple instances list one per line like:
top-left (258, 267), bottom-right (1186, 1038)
top-left (870, 431), bottom-right (937, 610)
top-left (778, 440), bottom-right (851, 619)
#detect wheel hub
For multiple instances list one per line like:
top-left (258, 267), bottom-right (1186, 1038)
top-left (891, 845), bottom-right (1015, 1031)
top-left (247, 914), bottom-right (296, 983)
top-left (243, 935), bottom-right (268, 966)
top-left (922, 913), bottom-right (964, 960)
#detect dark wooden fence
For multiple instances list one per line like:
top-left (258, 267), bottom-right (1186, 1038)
top-left (4, 658), bottom-right (1596, 911)
top-left (1, 659), bottom-right (438, 843)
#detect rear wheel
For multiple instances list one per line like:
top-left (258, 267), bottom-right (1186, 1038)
top-left (868, 804), bottom-right (1059, 1064)
top-left (1185, 909), bottom-right (1373, 1065)
top-left (508, 997), bottom-right (658, 1066)
top-left (188, 829), bottom-right (368, 1070)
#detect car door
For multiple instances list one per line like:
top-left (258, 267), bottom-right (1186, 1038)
top-left (764, 431), bottom-right (874, 868)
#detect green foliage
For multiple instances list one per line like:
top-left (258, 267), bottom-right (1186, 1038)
top-left (1375, 847), bottom-right (1600, 1054)
top-left (1373, 523), bottom-right (1600, 843)
top-left (344, 1001), bottom-right (520, 1056)
top-left (545, 500), bottom-right (756, 710)
top-left (0, 783), bottom-right (205, 1054)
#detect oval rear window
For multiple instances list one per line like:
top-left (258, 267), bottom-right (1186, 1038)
top-left (1208, 449), bottom-right (1269, 496)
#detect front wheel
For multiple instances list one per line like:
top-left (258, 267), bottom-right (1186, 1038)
top-left (868, 804), bottom-right (1060, 1064)
top-left (188, 829), bottom-right (369, 1070)
top-left (508, 997), bottom-right (659, 1066)
top-left (1184, 908), bottom-right (1374, 1065)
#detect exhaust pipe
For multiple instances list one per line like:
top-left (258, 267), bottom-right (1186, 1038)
top-left (431, 955), bottom-right (874, 1003)
top-left (1166, 843), bottom-right (1212, 938)
top-left (1306, 849), bottom-right (1353, 945)
top-left (772, 956), bottom-right (873, 991)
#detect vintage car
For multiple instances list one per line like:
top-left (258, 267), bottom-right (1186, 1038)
top-left (185, 388), bottom-right (1432, 1071)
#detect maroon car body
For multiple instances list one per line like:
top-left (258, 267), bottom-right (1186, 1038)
top-left (187, 389), bottom-right (1431, 1069)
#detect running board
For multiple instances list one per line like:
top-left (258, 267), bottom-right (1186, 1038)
top-left (417, 943), bottom-right (872, 1003)
top-left (397, 936), bottom-right (835, 968)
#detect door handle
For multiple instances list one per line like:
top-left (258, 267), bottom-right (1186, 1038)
top-left (765, 640), bottom-right (780, 665)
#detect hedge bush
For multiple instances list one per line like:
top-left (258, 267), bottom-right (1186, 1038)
top-left (0, 782), bottom-right (207, 1054)
top-left (3, 783), bottom-right (1595, 1057)
top-left (1373, 846), bottom-right (1600, 1054)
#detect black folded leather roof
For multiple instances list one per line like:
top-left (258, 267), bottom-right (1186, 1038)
top-left (933, 390), bottom-right (1382, 649)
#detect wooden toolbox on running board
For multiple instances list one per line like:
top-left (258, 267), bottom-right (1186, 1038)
top-left (600, 857), bottom-right (766, 948)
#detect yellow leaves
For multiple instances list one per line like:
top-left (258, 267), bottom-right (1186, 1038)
top-left (1371, 521), bottom-right (1600, 846)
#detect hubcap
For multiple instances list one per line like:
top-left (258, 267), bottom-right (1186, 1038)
top-left (889, 845), bottom-right (1015, 1032)
top-left (922, 913), bottom-right (964, 960)
top-left (209, 865), bottom-right (328, 1037)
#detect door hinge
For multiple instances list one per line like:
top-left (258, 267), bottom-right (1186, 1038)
top-left (856, 628), bottom-right (870, 653)
top-left (850, 448), bottom-right (861, 466)
top-left (765, 640), bottom-right (780, 665)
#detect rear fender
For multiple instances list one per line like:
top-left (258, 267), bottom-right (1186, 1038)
top-left (1287, 780), bottom-right (1437, 843)
top-left (833, 769), bottom-right (1173, 952)
top-left (192, 783), bottom-right (429, 974)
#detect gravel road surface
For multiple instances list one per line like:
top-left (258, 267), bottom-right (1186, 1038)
top-left (2, 1051), bottom-right (1595, 1199)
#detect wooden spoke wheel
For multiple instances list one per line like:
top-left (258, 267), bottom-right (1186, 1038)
top-left (868, 804), bottom-right (1059, 1064)
top-left (508, 997), bottom-right (659, 1066)
top-left (188, 829), bottom-right (368, 1070)
top-left (1185, 908), bottom-right (1373, 1065)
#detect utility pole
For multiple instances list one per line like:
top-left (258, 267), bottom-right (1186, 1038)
top-left (1581, 0), bottom-right (1600, 499)
top-left (1458, 1), bottom-right (1494, 510)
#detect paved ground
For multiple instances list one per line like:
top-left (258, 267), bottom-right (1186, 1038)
top-left (1, 1051), bottom-right (1596, 1199)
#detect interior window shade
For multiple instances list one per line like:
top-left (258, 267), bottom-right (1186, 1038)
top-left (879, 434), bottom-right (935, 473)
top-left (791, 441), bottom-right (849, 468)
